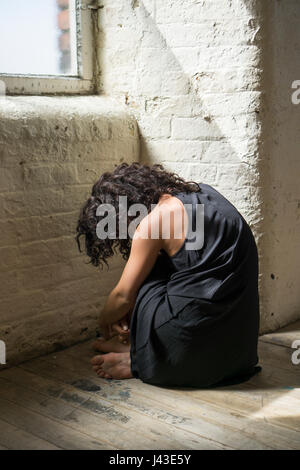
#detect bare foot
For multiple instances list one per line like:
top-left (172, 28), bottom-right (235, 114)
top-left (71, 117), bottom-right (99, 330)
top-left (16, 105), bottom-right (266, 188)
top-left (91, 352), bottom-right (133, 380)
top-left (92, 337), bottom-right (130, 354)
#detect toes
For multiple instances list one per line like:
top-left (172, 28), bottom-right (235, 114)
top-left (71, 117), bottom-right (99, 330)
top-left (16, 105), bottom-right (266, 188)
top-left (96, 369), bottom-right (111, 379)
top-left (92, 340), bottom-right (104, 351)
top-left (91, 354), bottom-right (104, 366)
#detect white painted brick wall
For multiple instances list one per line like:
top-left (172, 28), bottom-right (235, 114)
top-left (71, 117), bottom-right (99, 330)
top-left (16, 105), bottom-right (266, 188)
top-left (97, 0), bottom-right (263, 216)
top-left (258, 0), bottom-right (300, 332)
top-left (0, 96), bottom-right (139, 365)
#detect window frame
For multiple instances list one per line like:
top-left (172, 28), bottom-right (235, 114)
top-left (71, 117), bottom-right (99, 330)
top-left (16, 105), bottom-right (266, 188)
top-left (0, 0), bottom-right (96, 95)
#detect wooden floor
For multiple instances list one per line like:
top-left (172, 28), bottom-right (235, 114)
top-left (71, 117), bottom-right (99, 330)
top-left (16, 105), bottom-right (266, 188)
top-left (0, 321), bottom-right (300, 450)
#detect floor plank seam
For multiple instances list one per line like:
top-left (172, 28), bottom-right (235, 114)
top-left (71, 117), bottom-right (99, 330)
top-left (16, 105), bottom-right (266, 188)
top-left (0, 389), bottom-right (117, 450)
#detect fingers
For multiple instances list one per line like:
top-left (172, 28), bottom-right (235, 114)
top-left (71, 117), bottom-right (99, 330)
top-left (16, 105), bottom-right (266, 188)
top-left (118, 330), bottom-right (130, 344)
top-left (104, 318), bottom-right (130, 344)
top-left (120, 318), bottom-right (129, 331)
top-left (118, 333), bottom-right (129, 344)
top-left (118, 318), bottom-right (130, 344)
top-left (111, 322), bottom-right (130, 336)
top-left (111, 323), bottom-right (130, 344)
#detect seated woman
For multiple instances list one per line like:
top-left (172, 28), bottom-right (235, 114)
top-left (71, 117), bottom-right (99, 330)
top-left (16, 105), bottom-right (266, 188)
top-left (76, 162), bottom-right (260, 387)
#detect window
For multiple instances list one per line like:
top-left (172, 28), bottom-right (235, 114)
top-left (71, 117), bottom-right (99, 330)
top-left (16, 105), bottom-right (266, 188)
top-left (0, 0), bottom-right (96, 95)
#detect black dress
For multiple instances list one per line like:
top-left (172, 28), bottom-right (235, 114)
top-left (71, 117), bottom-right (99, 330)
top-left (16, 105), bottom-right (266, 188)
top-left (129, 183), bottom-right (260, 388)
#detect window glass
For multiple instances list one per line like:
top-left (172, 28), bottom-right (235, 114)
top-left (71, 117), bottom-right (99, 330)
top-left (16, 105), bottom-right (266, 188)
top-left (0, 0), bottom-right (78, 76)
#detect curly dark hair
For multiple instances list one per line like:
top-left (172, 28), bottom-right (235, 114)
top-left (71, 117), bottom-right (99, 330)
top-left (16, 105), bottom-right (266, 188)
top-left (75, 162), bottom-right (201, 269)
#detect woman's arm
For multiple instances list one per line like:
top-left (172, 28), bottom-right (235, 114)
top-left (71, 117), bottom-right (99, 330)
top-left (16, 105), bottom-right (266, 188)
top-left (98, 211), bottom-right (163, 328)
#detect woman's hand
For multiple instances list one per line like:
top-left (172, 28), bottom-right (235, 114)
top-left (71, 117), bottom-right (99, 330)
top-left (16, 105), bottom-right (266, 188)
top-left (111, 317), bottom-right (130, 344)
top-left (99, 312), bottom-right (131, 343)
top-left (103, 314), bottom-right (129, 344)
top-left (99, 317), bottom-right (130, 343)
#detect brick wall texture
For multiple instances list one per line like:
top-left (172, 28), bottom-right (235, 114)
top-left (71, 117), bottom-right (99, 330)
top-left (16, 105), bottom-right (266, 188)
top-left (0, 97), bottom-right (139, 365)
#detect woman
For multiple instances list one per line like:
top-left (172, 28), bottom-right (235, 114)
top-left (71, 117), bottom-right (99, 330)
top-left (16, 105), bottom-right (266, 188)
top-left (76, 163), bottom-right (260, 387)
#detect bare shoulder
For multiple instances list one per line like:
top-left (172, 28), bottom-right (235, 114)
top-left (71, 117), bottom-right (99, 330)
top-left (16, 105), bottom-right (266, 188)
top-left (135, 195), bottom-right (186, 243)
top-left (155, 194), bottom-right (187, 222)
top-left (154, 194), bottom-right (185, 214)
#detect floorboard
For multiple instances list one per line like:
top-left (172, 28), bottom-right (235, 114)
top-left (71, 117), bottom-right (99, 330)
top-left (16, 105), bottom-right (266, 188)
top-left (0, 320), bottom-right (299, 450)
top-left (0, 418), bottom-right (60, 450)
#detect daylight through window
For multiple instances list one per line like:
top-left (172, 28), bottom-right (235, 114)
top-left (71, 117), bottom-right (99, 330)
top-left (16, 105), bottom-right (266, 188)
top-left (0, 0), bottom-right (78, 77)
